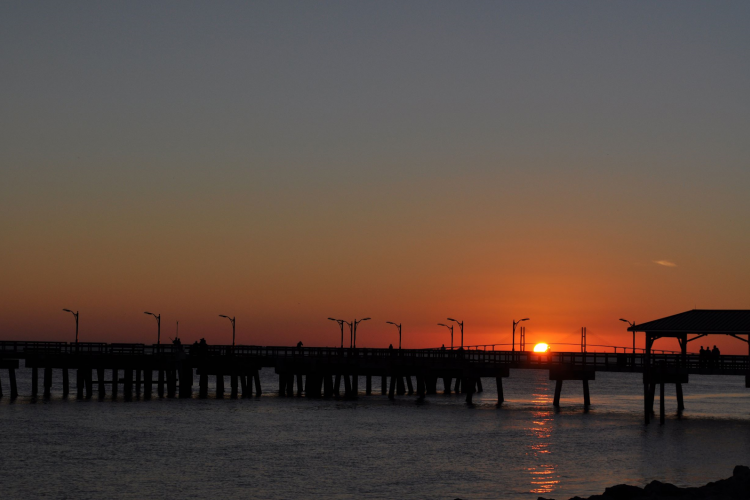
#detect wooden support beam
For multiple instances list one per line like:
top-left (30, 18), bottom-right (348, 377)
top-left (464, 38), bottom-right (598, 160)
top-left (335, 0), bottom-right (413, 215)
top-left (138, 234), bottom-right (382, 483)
top-left (144, 368), bottom-right (152, 399)
top-left (240, 371), bottom-right (248, 398)
top-left (351, 373), bottom-right (359, 398)
top-left (62, 369), bottom-right (69, 397)
top-left (381, 375), bottom-right (387, 395)
top-left (583, 379), bottom-right (591, 407)
top-left (215, 372), bottom-right (224, 398)
top-left (112, 368), bottom-right (118, 399)
top-left (0, 371), bottom-right (3, 398)
top-left (426, 376), bottom-right (437, 395)
top-left (396, 376), bottom-right (405, 395)
top-left (135, 369), bottom-right (142, 398)
top-left (253, 369), bottom-right (262, 396)
top-left (644, 383), bottom-right (650, 424)
top-left (43, 367), bottom-right (52, 398)
top-left (200, 371), bottom-right (209, 398)
top-left (405, 376), bottom-right (413, 395)
top-left (553, 379), bottom-right (563, 407)
top-left (649, 383), bottom-right (656, 414)
top-left (454, 377), bottom-right (461, 393)
top-left (278, 373), bottom-right (286, 397)
top-left (231, 369), bottom-right (239, 399)
top-left (124, 369), bottom-right (133, 400)
top-left (324, 374), bottom-right (333, 398)
top-left (171, 369), bottom-right (179, 398)
top-left (443, 377), bottom-right (452, 394)
top-left (495, 376), bottom-right (504, 404)
top-left (476, 378), bottom-right (483, 393)
top-left (676, 382), bottom-right (684, 412)
top-left (9, 368), bottom-right (18, 399)
top-left (76, 369), bottom-right (84, 399)
top-left (333, 374), bottom-right (341, 397)
top-left (85, 369), bottom-right (93, 399)
top-left (97, 367), bottom-right (105, 399)
top-left (32, 367), bottom-right (38, 397)
top-left (660, 381), bottom-right (665, 425)
top-left (465, 377), bottom-right (474, 405)
top-left (157, 369), bottom-right (164, 398)
top-left (296, 373), bottom-right (303, 397)
top-left (343, 373), bottom-right (352, 398)
top-left (416, 376), bottom-right (425, 401)
top-left (179, 367), bottom-right (192, 398)
top-left (388, 375), bottom-right (396, 400)
top-left (286, 373), bottom-right (295, 397)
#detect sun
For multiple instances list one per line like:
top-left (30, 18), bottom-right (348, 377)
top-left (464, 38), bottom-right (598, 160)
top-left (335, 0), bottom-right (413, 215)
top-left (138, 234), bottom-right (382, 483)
top-left (533, 343), bottom-right (550, 353)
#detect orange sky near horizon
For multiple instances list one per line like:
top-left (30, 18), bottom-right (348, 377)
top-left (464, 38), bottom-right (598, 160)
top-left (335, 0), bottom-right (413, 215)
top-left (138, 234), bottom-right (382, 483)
top-left (1, 3), bottom-right (749, 354)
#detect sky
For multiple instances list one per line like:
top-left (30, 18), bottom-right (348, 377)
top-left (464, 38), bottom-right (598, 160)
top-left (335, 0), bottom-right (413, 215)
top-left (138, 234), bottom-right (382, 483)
top-left (1, 2), bottom-right (749, 353)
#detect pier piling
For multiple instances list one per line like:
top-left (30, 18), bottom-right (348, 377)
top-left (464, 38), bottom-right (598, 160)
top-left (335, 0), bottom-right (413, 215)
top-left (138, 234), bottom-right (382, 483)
top-left (62, 368), bottom-right (69, 397)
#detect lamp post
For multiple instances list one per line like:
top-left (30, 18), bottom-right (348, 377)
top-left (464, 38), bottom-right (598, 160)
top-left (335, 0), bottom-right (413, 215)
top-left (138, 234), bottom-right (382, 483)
top-left (144, 311), bottom-right (161, 344)
top-left (386, 321), bottom-right (402, 349)
top-left (620, 318), bottom-right (636, 353)
top-left (328, 318), bottom-right (346, 348)
top-left (438, 323), bottom-right (453, 349)
top-left (62, 309), bottom-right (79, 343)
top-left (512, 318), bottom-right (529, 352)
top-left (352, 318), bottom-right (370, 348)
top-left (344, 320), bottom-right (353, 348)
top-left (447, 318), bottom-right (464, 348)
top-left (219, 315), bottom-right (236, 346)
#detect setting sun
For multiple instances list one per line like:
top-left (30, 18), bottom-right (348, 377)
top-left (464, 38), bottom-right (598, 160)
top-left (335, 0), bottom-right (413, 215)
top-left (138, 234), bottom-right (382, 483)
top-left (533, 343), bottom-right (550, 353)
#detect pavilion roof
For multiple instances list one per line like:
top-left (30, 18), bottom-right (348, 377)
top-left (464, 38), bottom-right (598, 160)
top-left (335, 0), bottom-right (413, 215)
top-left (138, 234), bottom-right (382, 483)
top-left (629, 310), bottom-right (750, 334)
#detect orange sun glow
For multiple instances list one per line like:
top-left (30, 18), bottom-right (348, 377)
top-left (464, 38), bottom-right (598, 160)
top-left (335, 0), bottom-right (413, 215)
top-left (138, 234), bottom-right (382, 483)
top-left (533, 343), bottom-right (550, 353)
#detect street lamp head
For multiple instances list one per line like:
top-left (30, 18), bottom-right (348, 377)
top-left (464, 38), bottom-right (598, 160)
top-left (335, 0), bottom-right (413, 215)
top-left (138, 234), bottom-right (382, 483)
top-left (619, 318), bottom-right (629, 323)
top-left (447, 318), bottom-right (456, 322)
top-left (361, 317), bottom-right (371, 321)
top-left (63, 308), bottom-right (72, 313)
top-left (328, 317), bottom-right (338, 321)
top-left (386, 321), bottom-right (395, 325)
top-left (219, 314), bottom-right (228, 318)
top-left (521, 318), bottom-right (530, 322)
top-left (144, 311), bottom-right (152, 316)
top-left (437, 323), bottom-right (446, 327)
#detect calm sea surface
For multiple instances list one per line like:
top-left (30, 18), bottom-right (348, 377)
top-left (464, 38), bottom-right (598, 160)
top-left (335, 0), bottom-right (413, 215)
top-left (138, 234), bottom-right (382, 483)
top-left (1, 368), bottom-right (749, 500)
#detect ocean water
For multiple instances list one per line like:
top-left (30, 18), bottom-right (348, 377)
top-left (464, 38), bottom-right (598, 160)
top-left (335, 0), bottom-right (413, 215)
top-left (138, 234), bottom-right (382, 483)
top-left (1, 368), bottom-right (749, 500)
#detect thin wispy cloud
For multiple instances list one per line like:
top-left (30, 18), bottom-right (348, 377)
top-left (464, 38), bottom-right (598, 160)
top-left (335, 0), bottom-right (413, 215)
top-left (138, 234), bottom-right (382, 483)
top-left (654, 260), bottom-right (677, 267)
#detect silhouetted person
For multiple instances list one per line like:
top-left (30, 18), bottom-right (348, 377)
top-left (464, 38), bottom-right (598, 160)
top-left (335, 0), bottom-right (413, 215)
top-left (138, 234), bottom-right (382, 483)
top-left (198, 338), bottom-right (208, 357)
top-left (699, 346), bottom-right (706, 368)
top-left (389, 343), bottom-right (393, 350)
top-left (712, 345), bottom-right (721, 370)
top-left (441, 344), bottom-right (446, 350)
top-left (297, 341), bottom-right (303, 348)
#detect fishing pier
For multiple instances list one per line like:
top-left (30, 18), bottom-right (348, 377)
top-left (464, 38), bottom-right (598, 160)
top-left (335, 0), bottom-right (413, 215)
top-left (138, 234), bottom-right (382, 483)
top-left (0, 310), bottom-right (748, 425)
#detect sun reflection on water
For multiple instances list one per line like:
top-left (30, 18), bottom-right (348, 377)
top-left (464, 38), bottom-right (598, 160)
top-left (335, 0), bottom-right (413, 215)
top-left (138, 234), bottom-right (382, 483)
top-left (527, 382), bottom-right (559, 495)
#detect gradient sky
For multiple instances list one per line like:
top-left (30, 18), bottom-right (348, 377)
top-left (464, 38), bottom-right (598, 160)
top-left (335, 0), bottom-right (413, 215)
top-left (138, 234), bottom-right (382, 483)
top-left (2, 2), bottom-right (749, 352)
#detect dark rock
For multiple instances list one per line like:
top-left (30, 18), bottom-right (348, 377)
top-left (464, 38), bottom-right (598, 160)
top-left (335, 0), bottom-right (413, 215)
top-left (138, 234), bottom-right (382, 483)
top-left (643, 480), bottom-right (685, 497)
top-left (602, 484), bottom-right (644, 500)
top-left (563, 467), bottom-right (749, 500)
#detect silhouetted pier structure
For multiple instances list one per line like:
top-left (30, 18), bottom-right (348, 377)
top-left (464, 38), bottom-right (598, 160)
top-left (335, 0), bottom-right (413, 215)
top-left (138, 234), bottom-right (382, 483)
top-left (1, 311), bottom-right (748, 424)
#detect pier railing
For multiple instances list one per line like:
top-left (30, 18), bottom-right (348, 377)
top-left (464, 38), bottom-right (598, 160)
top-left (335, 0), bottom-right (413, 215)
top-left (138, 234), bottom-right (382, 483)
top-left (1, 342), bottom-right (747, 375)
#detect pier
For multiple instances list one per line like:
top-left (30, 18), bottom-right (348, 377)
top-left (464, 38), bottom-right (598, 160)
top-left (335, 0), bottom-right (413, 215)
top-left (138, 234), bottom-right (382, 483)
top-left (1, 311), bottom-right (748, 424)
